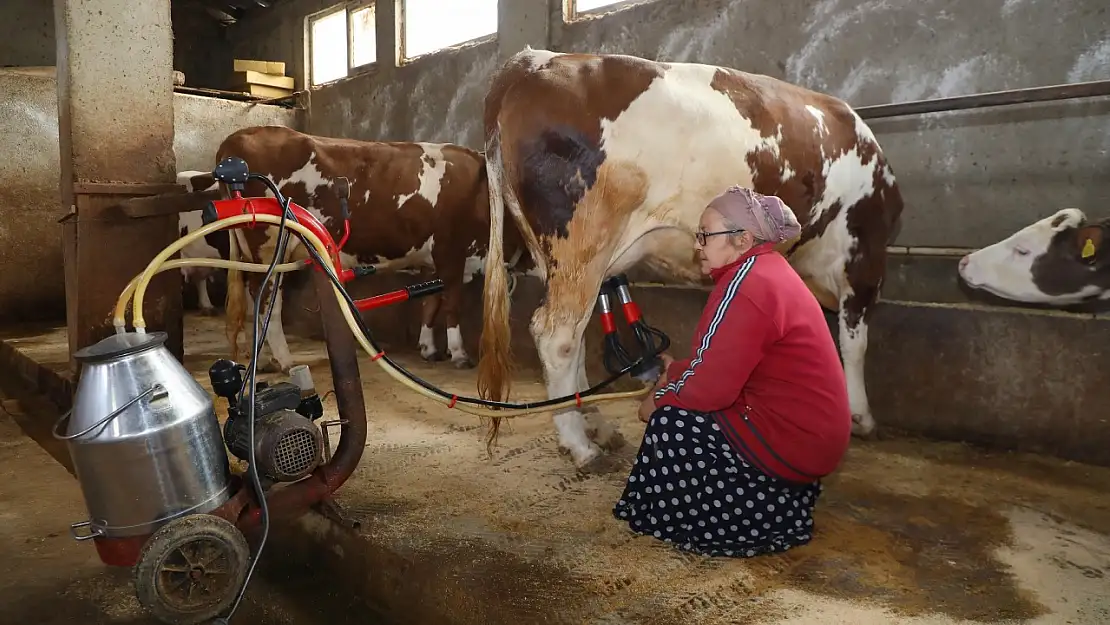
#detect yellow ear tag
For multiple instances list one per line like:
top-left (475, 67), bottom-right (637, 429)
top-left (1082, 238), bottom-right (1096, 259)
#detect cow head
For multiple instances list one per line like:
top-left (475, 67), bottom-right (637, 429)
top-left (958, 208), bottom-right (1110, 305)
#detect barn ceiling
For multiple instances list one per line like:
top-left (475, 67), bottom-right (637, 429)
top-left (176, 0), bottom-right (287, 26)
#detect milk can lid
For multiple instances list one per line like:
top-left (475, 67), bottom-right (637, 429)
top-left (73, 332), bottom-right (168, 363)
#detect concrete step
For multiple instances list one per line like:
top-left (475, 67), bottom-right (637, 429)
top-left (4, 266), bottom-right (1109, 470)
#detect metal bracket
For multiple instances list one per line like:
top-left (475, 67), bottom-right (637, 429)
top-left (319, 418), bottom-right (349, 463)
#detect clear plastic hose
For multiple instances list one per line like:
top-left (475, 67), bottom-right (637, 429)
top-left (119, 214), bottom-right (650, 419)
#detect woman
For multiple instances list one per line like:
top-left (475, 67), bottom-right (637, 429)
top-left (612, 185), bottom-right (852, 558)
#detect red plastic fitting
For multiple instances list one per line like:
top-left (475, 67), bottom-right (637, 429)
top-left (210, 196), bottom-right (341, 270)
top-left (354, 289), bottom-right (409, 311)
top-left (600, 311), bottom-right (617, 334)
top-left (621, 301), bottom-right (643, 324)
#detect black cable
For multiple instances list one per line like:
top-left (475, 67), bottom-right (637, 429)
top-left (215, 173), bottom-right (668, 622)
top-left (215, 175), bottom-right (297, 625)
top-left (262, 191), bottom-right (661, 408)
top-left (305, 235), bottom-right (640, 407)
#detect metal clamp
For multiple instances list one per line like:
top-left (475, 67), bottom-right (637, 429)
top-left (51, 383), bottom-right (168, 441)
top-left (319, 418), bottom-right (349, 463)
top-left (69, 519), bottom-right (104, 542)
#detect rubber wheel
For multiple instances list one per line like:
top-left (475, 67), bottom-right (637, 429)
top-left (133, 514), bottom-right (250, 625)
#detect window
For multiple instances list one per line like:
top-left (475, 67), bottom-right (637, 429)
top-left (402, 0), bottom-right (498, 61)
top-left (307, 3), bottom-right (378, 87)
top-left (350, 5), bottom-right (377, 68)
top-left (572, 0), bottom-right (629, 17)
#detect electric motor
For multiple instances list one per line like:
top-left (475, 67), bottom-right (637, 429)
top-left (224, 408), bottom-right (323, 482)
top-left (221, 379), bottom-right (325, 483)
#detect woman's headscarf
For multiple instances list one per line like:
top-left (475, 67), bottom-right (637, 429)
top-left (707, 185), bottom-right (802, 244)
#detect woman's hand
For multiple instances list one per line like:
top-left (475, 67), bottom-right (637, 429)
top-left (652, 369), bottom-right (669, 392)
top-left (638, 392), bottom-right (656, 423)
top-left (637, 354), bottom-right (676, 424)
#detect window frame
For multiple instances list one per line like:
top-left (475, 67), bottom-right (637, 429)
top-left (398, 0), bottom-right (499, 64)
top-left (566, 0), bottom-right (641, 22)
top-left (347, 3), bottom-right (378, 73)
top-left (305, 1), bottom-right (379, 89)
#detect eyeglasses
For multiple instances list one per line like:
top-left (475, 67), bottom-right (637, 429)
top-left (695, 228), bottom-right (744, 246)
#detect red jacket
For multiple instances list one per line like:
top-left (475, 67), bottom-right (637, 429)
top-left (653, 242), bottom-right (852, 483)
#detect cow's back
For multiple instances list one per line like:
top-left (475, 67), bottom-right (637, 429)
top-left (214, 126), bottom-right (496, 265)
top-left (485, 50), bottom-right (901, 251)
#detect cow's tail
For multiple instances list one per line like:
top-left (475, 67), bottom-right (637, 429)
top-left (224, 228), bottom-right (247, 363)
top-left (477, 138), bottom-right (519, 451)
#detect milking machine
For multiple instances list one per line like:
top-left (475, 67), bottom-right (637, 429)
top-left (53, 156), bottom-right (671, 625)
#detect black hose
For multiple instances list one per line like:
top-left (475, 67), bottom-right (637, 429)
top-left (215, 174), bottom-right (296, 624)
top-left (214, 172), bottom-right (669, 622)
top-left (230, 183), bottom-right (659, 408)
top-left (299, 234), bottom-right (652, 408)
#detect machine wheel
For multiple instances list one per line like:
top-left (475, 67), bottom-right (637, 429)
top-left (133, 514), bottom-right (250, 625)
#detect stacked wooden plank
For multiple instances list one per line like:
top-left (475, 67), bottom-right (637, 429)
top-left (232, 59), bottom-right (293, 99)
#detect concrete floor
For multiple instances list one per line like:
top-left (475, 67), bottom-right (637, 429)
top-left (0, 380), bottom-right (344, 624)
top-left (2, 313), bottom-right (1110, 624)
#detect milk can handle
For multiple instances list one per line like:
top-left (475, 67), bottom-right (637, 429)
top-left (69, 520), bottom-right (104, 541)
top-left (51, 383), bottom-right (167, 441)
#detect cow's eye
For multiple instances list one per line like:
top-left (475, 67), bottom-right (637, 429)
top-left (1013, 247), bottom-right (1030, 256)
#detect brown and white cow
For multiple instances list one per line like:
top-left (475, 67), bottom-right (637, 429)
top-left (197, 125), bottom-right (531, 373)
top-left (958, 208), bottom-right (1110, 306)
top-left (177, 171), bottom-right (230, 315)
top-left (476, 48), bottom-right (905, 470)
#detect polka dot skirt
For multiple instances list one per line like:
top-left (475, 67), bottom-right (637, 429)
top-left (612, 405), bottom-right (822, 558)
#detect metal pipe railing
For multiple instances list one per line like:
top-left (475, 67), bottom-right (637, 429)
top-left (855, 79), bottom-right (1110, 120)
top-left (886, 246), bottom-right (976, 257)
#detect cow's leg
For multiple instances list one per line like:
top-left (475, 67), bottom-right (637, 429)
top-left (418, 294), bottom-right (441, 362)
top-left (577, 346), bottom-right (625, 451)
top-left (790, 212), bottom-right (883, 440)
top-left (196, 275), bottom-right (217, 315)
top-left (260, 278), bottom-right (294, 373)
top-left (244, 273), bottom-right (294, 373)
top-left (839, 288), bottom-right (874, 437)
top-left (838, 223), bottom-right (888, 438)
top-left (441, 276), bottom-right (473, 369)
top-left (531, 271), bottom-right (608, 469)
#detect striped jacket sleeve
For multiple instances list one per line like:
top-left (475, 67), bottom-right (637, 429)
top-left (653, 256), bottom-right (776, 413)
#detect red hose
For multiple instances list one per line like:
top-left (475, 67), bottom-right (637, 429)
top-left (210, 196), bottom-right (342, 270)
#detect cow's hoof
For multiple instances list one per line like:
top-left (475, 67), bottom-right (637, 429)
top-left (597, 429), bottom-right (627, 452)
top-left (585, 415), bottom-right (624, 451)
top-left (260, 359), bottom-right (291, 375)
top-left (452, 357), bottom-right (475, 370)
top-left (576, 450), bottom-right (624, 476)
top-left (419, 350), bottom-right (438, 362)
top-left (851, 413), bottom-right (877, 439)
top-left (570, 443), bottom-right (603, 470)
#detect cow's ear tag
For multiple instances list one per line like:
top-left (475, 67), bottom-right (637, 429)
top-left (1082, 238), bottom-right (1097, 259)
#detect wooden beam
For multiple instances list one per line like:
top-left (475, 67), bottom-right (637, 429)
top-left (114, 189), bottom-right (224, 219)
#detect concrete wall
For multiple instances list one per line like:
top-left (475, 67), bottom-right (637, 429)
top-left (231, 0), bottom-right (1109, 250)
top-left (554, 0), bottom-right (1110, 249)
top-left (0, 0), bottom-right (234, 90)
top-left (0, 0), bottom-right (53, 67)
top-left (0, 68), bottom-right (302, 323)
top-left (272, 270), bottom-right (1110, 467)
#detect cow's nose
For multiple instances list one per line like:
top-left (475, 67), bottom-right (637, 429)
top-left (958, 255), bottom-right (970, 271)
